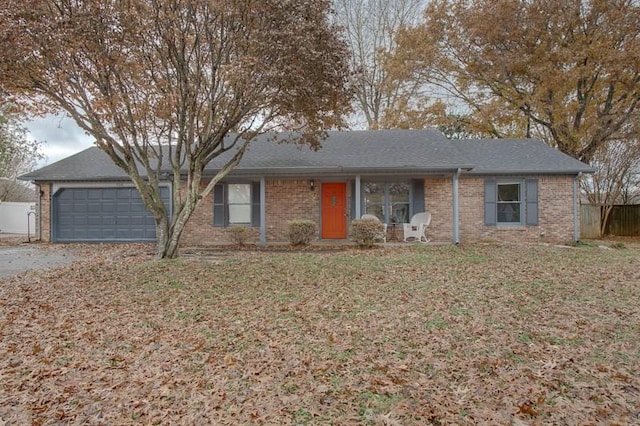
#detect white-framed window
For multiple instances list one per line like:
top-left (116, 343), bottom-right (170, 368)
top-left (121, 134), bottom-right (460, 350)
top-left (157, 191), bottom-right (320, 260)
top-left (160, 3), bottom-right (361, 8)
top-left (227, 183), bottom-right (251, 224)
top-left (496, 182), bottom-right (523, 224)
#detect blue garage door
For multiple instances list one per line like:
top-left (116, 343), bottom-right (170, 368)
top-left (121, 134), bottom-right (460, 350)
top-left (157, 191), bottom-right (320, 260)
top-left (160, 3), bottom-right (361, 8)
top-left (52, 187), bottom-right (170, 242)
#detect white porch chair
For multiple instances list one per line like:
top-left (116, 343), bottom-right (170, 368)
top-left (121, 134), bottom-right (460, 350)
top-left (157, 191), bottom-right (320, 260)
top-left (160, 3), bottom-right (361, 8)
top-left (403, 212), bottom-right (431, 243)
top-left (360, 214), bottom-right (387, 243)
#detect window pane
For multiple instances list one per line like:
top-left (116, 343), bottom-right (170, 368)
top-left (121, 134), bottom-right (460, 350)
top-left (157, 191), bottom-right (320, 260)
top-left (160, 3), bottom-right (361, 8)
top-left (228, 184), bottom-right (250, 203)
top-left (364, 182), bottom-right (384, 221)
top-left (365, 204), bottom-right (384, 221)
top-left (228, 183), bottom-right (251, 224)
top-left (391, 203), bottom-right (409, 223)
top-left (498, 183), bottom-right (520, 202)
top-left (229, 205), bottom-right (251, 224)
top-left (389, 183), bottom-right (410, 223)
top-left (389, 183), bottom-right (409, 203)
top-left (497, 203), bottom-right (521, 223)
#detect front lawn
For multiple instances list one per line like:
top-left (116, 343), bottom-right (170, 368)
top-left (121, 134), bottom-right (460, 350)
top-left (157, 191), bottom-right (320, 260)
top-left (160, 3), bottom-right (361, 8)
top-left (1, 242), bottom-right (639, 424)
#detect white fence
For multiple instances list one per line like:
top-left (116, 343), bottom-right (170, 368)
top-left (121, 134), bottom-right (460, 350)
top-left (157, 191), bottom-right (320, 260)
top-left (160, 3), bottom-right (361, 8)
top-left (0, 202), bottom-right (36, 234)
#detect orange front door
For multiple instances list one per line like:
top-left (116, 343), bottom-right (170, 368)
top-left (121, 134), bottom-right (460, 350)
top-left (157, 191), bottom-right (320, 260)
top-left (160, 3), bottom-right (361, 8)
top-left (321, 182), bottom-right (347, 239)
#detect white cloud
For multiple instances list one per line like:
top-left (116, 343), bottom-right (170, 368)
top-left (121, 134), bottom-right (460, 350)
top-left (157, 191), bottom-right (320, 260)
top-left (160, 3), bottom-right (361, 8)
top-left (26, 114), bottom-right (95, 166)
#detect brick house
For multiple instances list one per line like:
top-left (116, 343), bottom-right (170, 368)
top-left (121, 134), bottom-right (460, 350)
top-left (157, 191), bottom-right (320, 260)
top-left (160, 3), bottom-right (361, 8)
top-left (20, 129), bottom-right (593, 245)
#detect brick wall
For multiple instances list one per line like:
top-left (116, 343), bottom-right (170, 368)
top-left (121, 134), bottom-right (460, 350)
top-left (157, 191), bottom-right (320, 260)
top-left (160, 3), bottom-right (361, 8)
top-left (265, 179), bottom-right (320, 241)
top-left (180, 182), bottom-right (234, 245)
top-left (38, 184), bottom-right (51, 242)
top-left (423, 175), bottom-right (577, 243)
top-left (181, 179), bottom-right (320, 245)
top-left (425, 177), bottom-right (454, 242)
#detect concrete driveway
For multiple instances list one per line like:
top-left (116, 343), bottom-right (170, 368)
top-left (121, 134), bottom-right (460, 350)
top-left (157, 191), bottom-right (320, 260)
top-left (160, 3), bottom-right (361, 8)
top-left (0, 245), bottom-right (76, 278)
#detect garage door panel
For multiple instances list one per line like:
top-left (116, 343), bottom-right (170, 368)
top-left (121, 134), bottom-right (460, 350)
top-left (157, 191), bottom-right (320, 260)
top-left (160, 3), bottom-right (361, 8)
top-left (53, 187), bottom-right (169, 242)
top-left (73, 204), bottom-right (87, 213)
top-left (130, 203), bottom-right (146, 213)
top-left (116, 202), bottom-right (131, 212)
top-left (87, 202), bottom-right (102, 213)
top-left (130, 216), bottom-right (145, 226)
top-left (59, 204), bottom-right (73, 213)
top-left (86, 229), bottom-right (103, 240)
top-left (87, 216), bottom-right (102, 226)
top-left (87, 189), bottom-right (103, 200)
top-left (73, 191), bottom-right (87, 200)
top-left (116, 215), bottom-right (131, 225)
top-left (116, 188), bottom-right (131, 199)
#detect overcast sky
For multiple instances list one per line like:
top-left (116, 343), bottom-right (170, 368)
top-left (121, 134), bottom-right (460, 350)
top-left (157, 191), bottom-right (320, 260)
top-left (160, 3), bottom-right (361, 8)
top-left (27, 114), bottom-right (94, 166)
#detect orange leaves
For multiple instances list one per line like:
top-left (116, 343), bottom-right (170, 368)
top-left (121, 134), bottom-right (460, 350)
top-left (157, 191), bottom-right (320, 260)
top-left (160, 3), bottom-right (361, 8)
top-left (391, 0), bottom-right (640, 161)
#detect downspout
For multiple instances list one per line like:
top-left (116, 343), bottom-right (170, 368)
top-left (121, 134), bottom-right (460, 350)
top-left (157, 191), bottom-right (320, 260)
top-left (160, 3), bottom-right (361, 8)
top-left (259, 176), bottom-right (266, 245)
top-left (452, 168), bottom-right (460, 244)
top-left (37, 183), bottom-right (42, 241)
top-left (354, 175), bottom-right (361, 219)
top-left (573, 173), bottom-right (581, 242)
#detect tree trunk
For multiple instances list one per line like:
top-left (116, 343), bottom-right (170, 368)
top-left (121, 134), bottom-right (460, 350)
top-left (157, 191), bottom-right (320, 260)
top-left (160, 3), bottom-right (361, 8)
top-left (599, 205), bottom-right (614, 238)
top-left (154, 190), bottom-right (201, 259)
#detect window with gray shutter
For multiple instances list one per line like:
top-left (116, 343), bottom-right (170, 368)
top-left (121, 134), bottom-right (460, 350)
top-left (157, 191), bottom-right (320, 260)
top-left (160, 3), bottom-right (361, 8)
top-left (485, 178), bottom-right (538, 226)
top-left (213, 182), bottom-right (261, 227)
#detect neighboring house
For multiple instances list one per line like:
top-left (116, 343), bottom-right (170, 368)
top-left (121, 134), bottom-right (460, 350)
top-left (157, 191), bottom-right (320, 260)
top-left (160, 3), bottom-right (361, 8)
top-left (19, 129), bottom-right (593, 245)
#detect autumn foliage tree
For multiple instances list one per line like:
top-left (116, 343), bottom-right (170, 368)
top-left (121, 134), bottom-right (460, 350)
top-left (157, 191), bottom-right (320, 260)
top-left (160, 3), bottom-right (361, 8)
top-left (0, 0), bottom-right (351, 258)
top-left (390, 0), bottom-right (640, 163)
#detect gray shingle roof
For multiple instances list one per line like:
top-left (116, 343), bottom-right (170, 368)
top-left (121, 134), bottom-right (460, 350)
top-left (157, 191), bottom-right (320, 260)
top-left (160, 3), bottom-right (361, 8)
top-left (452, 138), bottom-right (594, 174)
top-left (20, 129), bottom-right (593, 182)
top-left (206, 129), bottom-right (472, 176)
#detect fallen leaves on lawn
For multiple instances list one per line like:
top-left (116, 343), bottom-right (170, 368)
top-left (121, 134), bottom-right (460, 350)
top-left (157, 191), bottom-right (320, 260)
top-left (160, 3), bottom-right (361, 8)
top-left (0, 242), bottom-right (639, 424)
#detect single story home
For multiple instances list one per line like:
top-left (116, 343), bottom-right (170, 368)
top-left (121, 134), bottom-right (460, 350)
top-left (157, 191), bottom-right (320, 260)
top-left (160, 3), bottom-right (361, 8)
top-left (20, 129), bottom-right (593, 245)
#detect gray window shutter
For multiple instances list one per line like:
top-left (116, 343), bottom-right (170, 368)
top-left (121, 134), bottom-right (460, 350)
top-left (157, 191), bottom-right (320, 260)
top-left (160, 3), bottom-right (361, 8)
top-left (484, 179), bottom-right (497, 226)
top-left (526, 179), bottom-right (538, 226)
top-left (251, 182), bottom-right (261, 227)
top-left (411, 179), bottom-right (425, 215)
top-left (213, 184), bottom-right (225, 227)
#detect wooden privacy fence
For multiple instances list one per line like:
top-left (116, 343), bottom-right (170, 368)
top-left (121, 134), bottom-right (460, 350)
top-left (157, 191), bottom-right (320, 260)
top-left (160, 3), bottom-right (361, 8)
top-left (580, 204), bottom-right (640, 238)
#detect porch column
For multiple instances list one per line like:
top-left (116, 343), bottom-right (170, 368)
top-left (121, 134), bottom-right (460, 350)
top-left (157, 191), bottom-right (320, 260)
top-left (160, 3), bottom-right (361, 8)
top-left (452, 169), bottom-right (460, 244)
top-left (260, 176), bottom-right (266, 245)
top-left (354, 175), bottom-right (361, 218)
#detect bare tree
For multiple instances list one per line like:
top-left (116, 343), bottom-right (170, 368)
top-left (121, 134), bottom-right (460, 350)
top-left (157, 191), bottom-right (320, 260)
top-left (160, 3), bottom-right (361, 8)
top-left (582, 136), bottom-right (640, 236)
top-left (333, 0), bottom-right (426, 129)
top-left (0, 108), bottom-right (42, 201)
top-left (0, 0), bottom-right (351, 258)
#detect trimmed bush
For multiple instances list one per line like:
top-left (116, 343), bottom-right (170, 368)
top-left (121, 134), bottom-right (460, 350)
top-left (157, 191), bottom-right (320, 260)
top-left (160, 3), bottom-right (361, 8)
top-left (227, 225), bottom-right (253, 245)
top-left (287, 220), bottom-right (317, 246)
top-left (351, 219), bottom-right (385, 248)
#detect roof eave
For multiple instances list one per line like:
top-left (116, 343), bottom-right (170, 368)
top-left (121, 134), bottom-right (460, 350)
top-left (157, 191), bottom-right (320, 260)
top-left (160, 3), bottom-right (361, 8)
top-left (464, 168), bottom-right (595, 175)
top-left (203, 165), bottom-right (475, 178)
